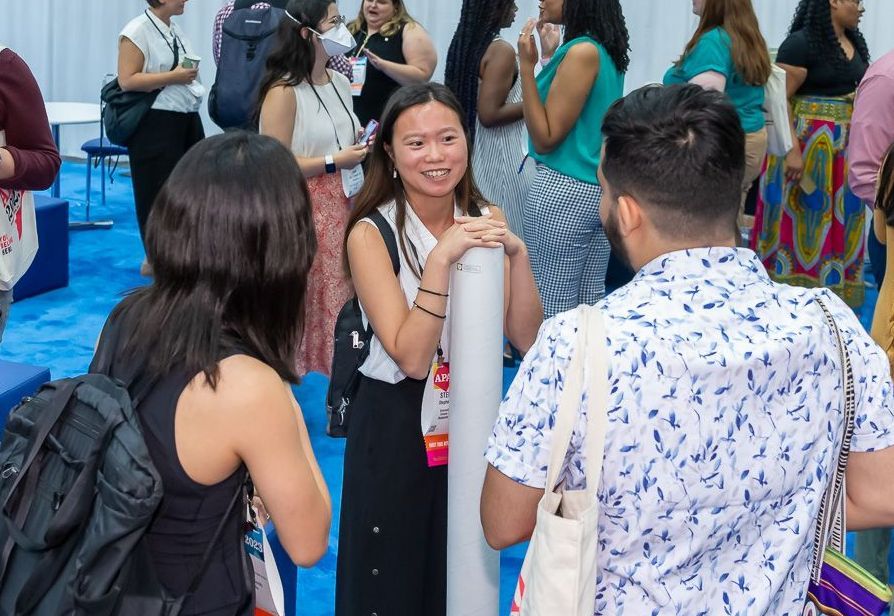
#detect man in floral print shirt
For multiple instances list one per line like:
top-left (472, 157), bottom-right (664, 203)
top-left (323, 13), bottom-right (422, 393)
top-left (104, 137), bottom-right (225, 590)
top-left (482, 84), bottom-right (894, 615)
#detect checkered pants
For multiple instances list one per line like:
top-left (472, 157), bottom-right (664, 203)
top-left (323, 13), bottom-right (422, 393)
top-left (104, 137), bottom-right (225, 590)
top-left (523, 164), bottom-right (609, 318)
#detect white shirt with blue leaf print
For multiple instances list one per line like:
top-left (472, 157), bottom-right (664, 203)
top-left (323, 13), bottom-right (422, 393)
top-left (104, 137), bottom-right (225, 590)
top-left (486, 247), bottom-right (894, 615)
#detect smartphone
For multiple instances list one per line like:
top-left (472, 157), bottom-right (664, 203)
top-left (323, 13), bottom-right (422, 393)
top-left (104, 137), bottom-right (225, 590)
top-left (359, 119), bottom-right (379, 146)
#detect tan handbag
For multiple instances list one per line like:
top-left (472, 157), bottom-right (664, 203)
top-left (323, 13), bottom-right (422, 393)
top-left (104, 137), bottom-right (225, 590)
top-left (511, 305), bottom-right (609, 616)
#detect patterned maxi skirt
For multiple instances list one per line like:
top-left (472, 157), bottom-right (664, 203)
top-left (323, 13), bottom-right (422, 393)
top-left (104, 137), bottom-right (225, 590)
top-left (297, 172), bottom-right (354, 377)
top-left (751, 94), bottom-right (865, 308)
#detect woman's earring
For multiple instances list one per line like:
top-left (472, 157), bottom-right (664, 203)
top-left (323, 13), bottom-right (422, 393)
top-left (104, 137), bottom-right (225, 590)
top-left (393, 168), bottom-right (398, 179)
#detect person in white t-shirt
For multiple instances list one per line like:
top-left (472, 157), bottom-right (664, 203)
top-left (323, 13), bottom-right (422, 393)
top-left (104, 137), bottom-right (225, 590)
top-left (117, 0), bottom-right (205, 276)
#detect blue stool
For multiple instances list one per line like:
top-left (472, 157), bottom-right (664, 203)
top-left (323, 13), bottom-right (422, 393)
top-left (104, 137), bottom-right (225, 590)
top-left (0, 360), bottom-right (51, 428)
top-left (76, 137), bottom-right (124, 230)
top-left (14, 196), bottom-right (69, 301)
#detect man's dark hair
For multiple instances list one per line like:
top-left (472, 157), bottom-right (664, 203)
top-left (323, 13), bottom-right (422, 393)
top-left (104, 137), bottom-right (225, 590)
top-left (600, 84), bottom-right (745, 238)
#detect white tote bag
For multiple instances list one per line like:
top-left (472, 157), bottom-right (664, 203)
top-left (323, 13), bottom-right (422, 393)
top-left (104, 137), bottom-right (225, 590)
top-left (764, 63), bottom-right (794, 157)
top-left (510, 305), bottom-right (609, 616)
top-left (0, 127), bottom-right (40, 292)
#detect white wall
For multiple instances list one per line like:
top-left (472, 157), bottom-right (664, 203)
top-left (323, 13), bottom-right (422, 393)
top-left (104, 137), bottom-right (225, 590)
top-left (3, 0), bottom-right (892, 157)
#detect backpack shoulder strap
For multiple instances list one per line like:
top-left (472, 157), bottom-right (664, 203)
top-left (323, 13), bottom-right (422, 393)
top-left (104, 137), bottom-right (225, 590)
top-left (368, 209), bottom-right (400, 276)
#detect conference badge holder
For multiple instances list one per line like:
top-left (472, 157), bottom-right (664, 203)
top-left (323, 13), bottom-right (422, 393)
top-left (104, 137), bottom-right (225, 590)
top-left (420, 345), bottom-right (449, 467)
top-left (244, 506), bottom-right (285, 616)
top-left (341, 165), bottom-right (365, 199)
top-left (350, 56), bottom-right (368, 97)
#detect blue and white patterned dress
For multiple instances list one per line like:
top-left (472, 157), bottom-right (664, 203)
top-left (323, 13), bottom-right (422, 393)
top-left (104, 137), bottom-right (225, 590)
top-left (486, 247), bottom-right (894, 615)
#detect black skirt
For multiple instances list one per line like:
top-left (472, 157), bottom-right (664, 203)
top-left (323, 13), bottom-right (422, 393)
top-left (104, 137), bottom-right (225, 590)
top-left (335, 375), bottom-right (447, 616)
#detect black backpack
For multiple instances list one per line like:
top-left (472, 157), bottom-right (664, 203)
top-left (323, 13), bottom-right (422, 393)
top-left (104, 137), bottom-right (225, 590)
top-left (0, 329), bottom-right (249, 615)
top-left (208, 0), bottom-right (287, 130)
top-left (326, 210), bottom-right (400, 437)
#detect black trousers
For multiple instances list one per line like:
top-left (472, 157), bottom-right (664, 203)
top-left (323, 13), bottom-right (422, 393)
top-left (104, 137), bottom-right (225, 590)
top-left (128, 109), bottom-right (204, 247)
top-left (336, 376), bottom-right (447, 616)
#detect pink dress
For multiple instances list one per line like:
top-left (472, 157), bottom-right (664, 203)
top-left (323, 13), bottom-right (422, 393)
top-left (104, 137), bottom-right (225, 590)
top-left (297, 172), bottom-right (353, 376)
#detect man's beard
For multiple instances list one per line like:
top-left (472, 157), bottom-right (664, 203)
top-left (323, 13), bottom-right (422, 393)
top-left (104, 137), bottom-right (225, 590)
top-left (602, 202), bottom-right (632, 272)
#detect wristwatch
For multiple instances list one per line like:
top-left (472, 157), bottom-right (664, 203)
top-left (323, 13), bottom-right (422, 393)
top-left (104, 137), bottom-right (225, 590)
top-left (325, 154), bottom-right (336, 174)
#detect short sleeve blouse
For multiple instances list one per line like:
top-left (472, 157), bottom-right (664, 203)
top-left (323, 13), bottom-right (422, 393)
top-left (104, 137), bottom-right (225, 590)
top-left (120, 11), bottom-right (203, 113)
top-left (776, 29), bottom-right (868, 96)
top-left (662, 28), bottom-right (766, 133)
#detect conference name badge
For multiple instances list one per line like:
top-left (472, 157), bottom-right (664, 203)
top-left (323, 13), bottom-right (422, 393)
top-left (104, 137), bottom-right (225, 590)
top-left (341, 165), bottom-right (364, 199)
top-left (350, 56), bottom-right (368, 97)
top-left (421, 359), bottom-right (449, 467)
top-left (244, 516), bottom-right (285, 616)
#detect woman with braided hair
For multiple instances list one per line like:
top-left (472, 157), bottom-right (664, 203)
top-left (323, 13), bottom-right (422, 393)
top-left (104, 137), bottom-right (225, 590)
top-left (445, 0), bottom-right (534, 241)
top-left (519, 0), bottom-right (630, 318)
top-left (751, 0), bottom-right (869, 307)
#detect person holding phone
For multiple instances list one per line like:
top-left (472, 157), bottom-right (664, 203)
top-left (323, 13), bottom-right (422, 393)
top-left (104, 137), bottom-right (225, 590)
top-left (518, 0), bottom-right (630, 319)
top-left (117, 0), bottom-right (205, 277)
top-left (259, 0), bottom-right (367, 377)
top-left (751, 0), bottom-right (869, 307)
top-left (347, 0), bottom-right (437, 125)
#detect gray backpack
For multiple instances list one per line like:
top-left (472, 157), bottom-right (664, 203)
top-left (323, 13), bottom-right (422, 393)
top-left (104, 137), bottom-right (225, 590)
top-left (0, 333), bottom-right (248, 614)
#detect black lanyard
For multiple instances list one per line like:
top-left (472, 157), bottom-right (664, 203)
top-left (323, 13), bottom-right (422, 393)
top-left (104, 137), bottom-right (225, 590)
top-left (144, 10), bottom-right (182, 68)
top-left (308, 79), bottom-right (357, 149)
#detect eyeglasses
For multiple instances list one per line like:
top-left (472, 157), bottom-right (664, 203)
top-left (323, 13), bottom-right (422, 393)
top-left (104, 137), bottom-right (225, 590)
top-left (844, 0), bottom-right (864, 7)
top-left (324, 14), bottom-right (347, 26)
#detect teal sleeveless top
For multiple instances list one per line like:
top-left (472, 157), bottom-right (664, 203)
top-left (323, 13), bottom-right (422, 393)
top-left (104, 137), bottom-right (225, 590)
top-left (529, 36), bottom-right (625, 185)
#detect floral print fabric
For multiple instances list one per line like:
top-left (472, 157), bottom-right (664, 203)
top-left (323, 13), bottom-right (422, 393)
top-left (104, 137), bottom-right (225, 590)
top-left (486, 247), bottom-right (894, 615)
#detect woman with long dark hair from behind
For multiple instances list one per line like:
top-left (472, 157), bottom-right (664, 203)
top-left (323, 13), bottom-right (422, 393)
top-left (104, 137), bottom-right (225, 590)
top-left (259, 0), bottom-right (366, 377)
top-left (445, 0), bottom-right (534, 241)
top-left (335, 83), bottom-right (542, 615)
top-left (663, 0), bottom-right (771, 232)
top-left (519, 0), bottom-right (630, 318)
top-left (751, 0), bottom-right (869, 307)
top-left (93, 132), bottom-right (331, 614)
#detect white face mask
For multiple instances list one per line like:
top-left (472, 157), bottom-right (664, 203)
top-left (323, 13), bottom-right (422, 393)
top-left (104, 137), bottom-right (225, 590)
top-left (311, 23), bottom-right (357, 57)
top-left (284, 10), bottom-right (357, 58)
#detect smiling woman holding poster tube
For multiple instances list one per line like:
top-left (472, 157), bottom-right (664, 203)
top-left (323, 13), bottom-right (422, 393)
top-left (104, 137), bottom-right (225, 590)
top-left (335, 82), bottom-right (542, 616)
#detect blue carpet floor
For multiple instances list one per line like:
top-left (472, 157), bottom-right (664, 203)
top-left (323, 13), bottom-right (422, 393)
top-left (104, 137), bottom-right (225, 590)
top-left (0, 161), bottom-right (886, 612)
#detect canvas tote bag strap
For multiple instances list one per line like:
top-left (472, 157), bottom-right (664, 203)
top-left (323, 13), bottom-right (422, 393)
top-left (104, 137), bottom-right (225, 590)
top-left (544, 309), bottom-right (590, 494)
top-left (543, 306), bottom-right (610, 495)
top-left (581, 307), bottom-right (610, 498)
top-left (809, 296), bottom-right (856, 583)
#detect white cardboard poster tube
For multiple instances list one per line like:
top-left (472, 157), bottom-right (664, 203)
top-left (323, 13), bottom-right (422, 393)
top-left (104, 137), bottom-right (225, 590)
top-left (447, 246), bottom-right (504, 616)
